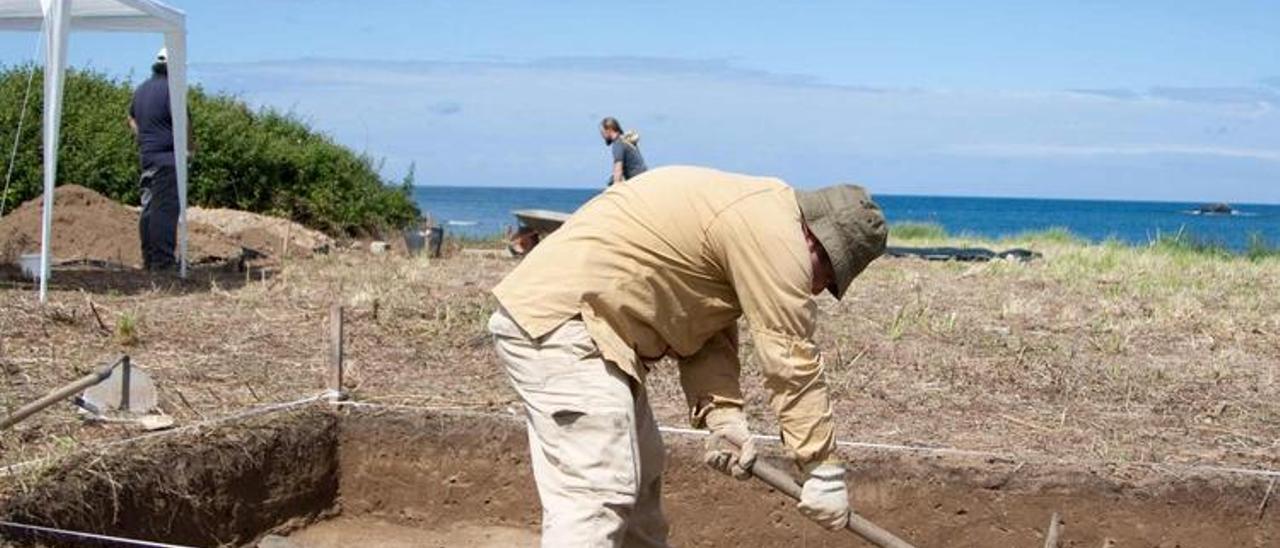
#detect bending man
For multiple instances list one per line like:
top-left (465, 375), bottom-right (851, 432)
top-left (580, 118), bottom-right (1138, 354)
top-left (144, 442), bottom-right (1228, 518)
top-left (600, 117), bottom-right (647, 185)
top-left (489, 165), bottom-right (887, 546)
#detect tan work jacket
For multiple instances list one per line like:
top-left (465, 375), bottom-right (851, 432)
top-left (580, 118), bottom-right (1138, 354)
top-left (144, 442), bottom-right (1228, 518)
top-left (493, 166), bottom-right (836, 468)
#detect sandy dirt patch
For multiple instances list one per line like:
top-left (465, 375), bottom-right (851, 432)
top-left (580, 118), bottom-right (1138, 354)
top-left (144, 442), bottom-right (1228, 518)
top-left (283, 518), bottom-right (536, 548)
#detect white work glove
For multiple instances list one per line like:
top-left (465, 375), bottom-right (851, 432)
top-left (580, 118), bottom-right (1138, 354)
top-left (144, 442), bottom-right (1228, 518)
top-left (798, 463), bottom-right (850, 530)
top-left (702, 407), bottom-right (757, 480)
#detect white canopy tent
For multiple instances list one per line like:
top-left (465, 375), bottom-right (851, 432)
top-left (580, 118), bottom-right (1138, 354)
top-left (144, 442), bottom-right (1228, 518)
top-left (0, 0), bottom-right (189, 302)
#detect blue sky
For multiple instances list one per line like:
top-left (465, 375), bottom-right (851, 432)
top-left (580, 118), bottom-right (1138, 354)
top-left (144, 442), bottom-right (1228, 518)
top-left (2, 1), bottom-right (1278, 203)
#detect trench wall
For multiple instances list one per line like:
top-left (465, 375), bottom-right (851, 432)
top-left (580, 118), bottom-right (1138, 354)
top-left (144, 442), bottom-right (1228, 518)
top-left (0, 409), bottom-right (339, 547)
top-left (1, 405), bottom-right (1276, 547)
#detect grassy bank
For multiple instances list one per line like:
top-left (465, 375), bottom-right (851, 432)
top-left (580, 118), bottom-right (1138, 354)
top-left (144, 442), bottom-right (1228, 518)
top-left (889, 221), bottom-right (1280, 261)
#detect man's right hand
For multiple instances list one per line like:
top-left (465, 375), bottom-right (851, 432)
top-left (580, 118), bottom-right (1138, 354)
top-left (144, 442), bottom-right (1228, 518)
top-left (702, 407), bottom-right (757, 480)
top-left (797, 463), bottom-right (851, 530)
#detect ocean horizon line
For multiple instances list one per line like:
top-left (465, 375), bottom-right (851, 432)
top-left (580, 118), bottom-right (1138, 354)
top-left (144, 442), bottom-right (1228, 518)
top-left (411, 184), bottom-right (1280, 208)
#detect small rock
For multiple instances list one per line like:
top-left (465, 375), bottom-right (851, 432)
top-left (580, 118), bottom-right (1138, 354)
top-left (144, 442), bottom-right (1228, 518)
top-left (257, 534), bottom-right (296, 548)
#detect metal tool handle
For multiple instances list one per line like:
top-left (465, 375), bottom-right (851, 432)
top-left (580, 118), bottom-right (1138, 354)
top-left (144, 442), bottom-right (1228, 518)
top-left (749, 459), bottom-right (918, 548)
top-left (0, 355), bottom-right (124, 430)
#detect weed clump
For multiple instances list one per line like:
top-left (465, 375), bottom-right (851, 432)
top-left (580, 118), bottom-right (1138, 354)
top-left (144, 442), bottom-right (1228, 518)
top-left (115, 311), bottom-right (140, 347)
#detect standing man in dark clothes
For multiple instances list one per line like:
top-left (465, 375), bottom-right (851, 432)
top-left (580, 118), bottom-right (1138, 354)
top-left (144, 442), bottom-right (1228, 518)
top-left (600, 117), bottom-right (647, 185)
top-left (128, 48), bottom-right (191, 271)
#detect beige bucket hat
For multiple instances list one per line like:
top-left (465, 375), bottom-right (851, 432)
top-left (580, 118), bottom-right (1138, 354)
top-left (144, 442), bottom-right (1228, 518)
top-left (796, 184), bottom-right (887, 300)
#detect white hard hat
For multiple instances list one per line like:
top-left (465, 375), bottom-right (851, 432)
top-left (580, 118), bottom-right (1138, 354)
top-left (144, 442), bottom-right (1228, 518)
top-left (156, 47), bottom-right (168, 63)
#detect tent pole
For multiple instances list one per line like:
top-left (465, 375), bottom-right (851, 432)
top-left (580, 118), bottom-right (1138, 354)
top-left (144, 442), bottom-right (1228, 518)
top-left (164, 28), bottom-right (188, 279)
top-left (38, 0), bottom-right (71, 303)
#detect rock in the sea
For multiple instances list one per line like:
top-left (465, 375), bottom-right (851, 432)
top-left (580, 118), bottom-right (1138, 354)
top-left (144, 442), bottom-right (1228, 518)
top-left (1197, 202), bottom-right (1234, 215)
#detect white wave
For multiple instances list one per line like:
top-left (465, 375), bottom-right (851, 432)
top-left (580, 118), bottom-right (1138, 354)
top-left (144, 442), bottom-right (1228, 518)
top-left (1182, 210), bottom-right (1258, 217)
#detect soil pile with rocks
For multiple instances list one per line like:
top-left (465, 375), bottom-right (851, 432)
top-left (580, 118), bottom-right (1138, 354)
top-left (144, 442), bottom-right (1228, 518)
top-left (0, 185), bottom-right (240, 268)
top-left (187, 207), bottom-right (332, 259)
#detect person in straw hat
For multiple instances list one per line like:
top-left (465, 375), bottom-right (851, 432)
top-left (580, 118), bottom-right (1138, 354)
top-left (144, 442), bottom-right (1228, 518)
top-left (489, 165), bottom-right (887, 546)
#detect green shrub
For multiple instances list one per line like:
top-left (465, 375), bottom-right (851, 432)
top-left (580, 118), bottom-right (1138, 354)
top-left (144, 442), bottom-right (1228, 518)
top-left (0, 64), bottom-right (418, 235)
top-left (890, 222), bottom-right (947, 240)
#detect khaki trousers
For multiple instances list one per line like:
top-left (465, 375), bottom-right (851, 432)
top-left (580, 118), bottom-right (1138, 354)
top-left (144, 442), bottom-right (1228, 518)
top-left (489, 309), bottom-right (669, 548)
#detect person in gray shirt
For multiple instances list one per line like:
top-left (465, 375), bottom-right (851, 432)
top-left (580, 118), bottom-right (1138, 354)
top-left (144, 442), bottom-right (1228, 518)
top-left (600, 117), bottom-right (647, 185)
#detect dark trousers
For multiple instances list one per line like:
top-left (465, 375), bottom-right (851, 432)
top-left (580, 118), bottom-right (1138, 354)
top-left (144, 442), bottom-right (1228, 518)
top-left (138, 164), bottom-right (178, 271)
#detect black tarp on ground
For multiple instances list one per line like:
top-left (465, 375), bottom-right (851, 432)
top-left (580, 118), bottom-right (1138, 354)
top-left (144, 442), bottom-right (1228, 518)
top-left (886, 246), bottom-right (1041, 262)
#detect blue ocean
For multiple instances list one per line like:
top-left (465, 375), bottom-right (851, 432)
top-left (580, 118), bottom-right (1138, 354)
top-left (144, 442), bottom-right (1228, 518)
top-left (413, 186), bottom-right (1279, 251)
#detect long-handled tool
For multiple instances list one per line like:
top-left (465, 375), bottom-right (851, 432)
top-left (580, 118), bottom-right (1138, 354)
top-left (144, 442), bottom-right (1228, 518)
top-left (0, 355), bottom-right (124, 430)
top-left (0, 354), bottom-right (171, 431)
top-left (749, 458), bottom-right (917, 548)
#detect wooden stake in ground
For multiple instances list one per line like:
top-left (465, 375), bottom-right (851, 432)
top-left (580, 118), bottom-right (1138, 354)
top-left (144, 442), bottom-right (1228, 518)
top-left (84, 295), bottom-right (108, 335)
top-left (282, 221), bottom-right (292, 259)
top-left (1043, 512), bottom-right (1062, 548)
top-left (1260, 477), bottom-right (1277, 520)
top-left (328, 304), bottom-right (345, 399)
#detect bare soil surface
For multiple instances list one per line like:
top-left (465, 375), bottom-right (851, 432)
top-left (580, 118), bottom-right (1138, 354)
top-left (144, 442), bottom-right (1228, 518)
top-left (336, 407), bottom-right (1277, 548)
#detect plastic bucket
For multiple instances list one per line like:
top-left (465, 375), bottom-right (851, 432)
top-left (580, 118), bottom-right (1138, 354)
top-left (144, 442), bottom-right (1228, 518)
top-left (403, 228), bottom-right (426, 255)
top-left (427, 227), bottom-right (444, 258)
top-left (18, 253), bottom-right (41, 280)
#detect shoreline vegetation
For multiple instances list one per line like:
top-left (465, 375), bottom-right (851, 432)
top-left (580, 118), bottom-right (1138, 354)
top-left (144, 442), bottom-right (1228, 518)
top-left (0, 65), bottom-right (418, 236)
top-left (889, 221), bottom-right (1280, 261)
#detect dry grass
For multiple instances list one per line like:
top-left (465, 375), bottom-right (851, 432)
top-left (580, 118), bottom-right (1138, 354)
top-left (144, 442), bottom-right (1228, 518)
top-left (2, 236), bottom-right (1277, 473)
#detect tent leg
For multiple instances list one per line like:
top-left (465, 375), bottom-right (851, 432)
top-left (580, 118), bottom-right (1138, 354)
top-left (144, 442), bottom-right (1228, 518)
top-left (164, 30), bottom-right (189, 279)
top-left (38, 0), bottom-right (71, 303)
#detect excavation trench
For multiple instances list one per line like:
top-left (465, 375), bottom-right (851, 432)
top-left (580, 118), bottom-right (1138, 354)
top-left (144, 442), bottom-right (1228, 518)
top-left (0, 404), bottom-right (1276, 547)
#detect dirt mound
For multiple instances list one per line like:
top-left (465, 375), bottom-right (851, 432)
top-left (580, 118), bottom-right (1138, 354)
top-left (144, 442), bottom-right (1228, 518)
top-left (0, 185), bottom-right (240, 268)
top-left (187, 207), bottom-right (332, 258)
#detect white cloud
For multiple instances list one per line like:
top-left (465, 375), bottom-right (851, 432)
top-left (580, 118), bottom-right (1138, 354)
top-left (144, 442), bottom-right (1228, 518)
top-left (189, 56), bottom-right (1280, 202)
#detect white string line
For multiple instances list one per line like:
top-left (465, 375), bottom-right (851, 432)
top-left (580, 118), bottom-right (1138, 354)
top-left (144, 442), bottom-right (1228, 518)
top-left (4, 395), bottom-right (1276, 481)
top-left (657, 425), bottom-right (1012, 460)
top-left (331, 399), bottom-right (520, 419)
top-left (1, 28), bottom-right (44, 218)
top-left (0, 392), bottom-right (330, 477)
top-left (332, 401), bottom-right (1280, 479)
top-left (0, 520), bottom-right (195, 548)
